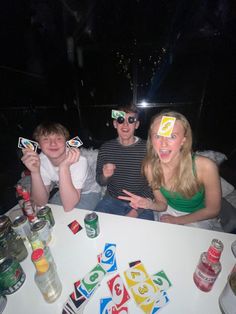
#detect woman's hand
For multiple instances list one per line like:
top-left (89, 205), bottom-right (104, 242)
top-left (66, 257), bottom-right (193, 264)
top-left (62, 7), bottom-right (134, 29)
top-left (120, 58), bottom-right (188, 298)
top-left (118, 189), bottom-right (152, 209)
top-left (160, 214), bottom-right (178, 224)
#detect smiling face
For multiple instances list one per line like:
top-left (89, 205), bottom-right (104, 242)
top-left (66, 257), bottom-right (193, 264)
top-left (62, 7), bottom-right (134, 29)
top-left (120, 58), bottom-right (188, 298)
top-left (113, 112), bottom-right (140, 146)
top-left (39, 133), bottom-right (66, 164)
top-left (150, 117), bottom-right (186, 164)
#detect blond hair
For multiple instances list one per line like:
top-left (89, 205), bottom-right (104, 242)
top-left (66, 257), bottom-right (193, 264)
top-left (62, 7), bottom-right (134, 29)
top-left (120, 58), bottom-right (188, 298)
top-left (143, 111), bottom-right (201, 198)
top-left (33, 122), bottom-right (70, 142)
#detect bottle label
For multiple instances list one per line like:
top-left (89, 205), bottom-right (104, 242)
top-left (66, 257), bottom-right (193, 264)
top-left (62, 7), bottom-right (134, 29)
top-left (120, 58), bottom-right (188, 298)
top-left (194, 267), bottom-right (217, 284)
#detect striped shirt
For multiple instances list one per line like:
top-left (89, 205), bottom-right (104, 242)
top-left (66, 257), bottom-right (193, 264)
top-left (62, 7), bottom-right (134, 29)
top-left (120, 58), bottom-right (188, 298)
top-left (96, 137), bottom-right (153, 199)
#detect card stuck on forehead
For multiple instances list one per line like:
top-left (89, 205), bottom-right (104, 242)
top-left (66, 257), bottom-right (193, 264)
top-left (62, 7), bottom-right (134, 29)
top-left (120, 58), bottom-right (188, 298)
top-left (111, 110), bottom-right (125, 119)
top-left (66, 136), bottom-right (83, 148)
top-left (157, 116), bottom-right (176, 137)
top-left (18, 137), bottom-right (39, 152)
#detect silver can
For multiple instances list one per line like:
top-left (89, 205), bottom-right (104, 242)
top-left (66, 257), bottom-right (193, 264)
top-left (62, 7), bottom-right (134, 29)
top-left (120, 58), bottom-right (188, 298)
top-left (31, 220), bottom-right (51, 245)
top-left (12, 215), bottom-right (31, 240)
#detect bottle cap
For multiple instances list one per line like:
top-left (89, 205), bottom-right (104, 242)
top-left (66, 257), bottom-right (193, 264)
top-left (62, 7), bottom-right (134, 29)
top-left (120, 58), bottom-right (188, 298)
top-left (31, 248), bottom-right (49, 273)
top-left (207, 239), bottom-right (223, 263)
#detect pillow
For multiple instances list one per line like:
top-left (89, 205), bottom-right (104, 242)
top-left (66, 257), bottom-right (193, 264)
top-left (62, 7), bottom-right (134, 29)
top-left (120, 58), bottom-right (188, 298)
top-left (221, 177), bottom-right (235, 198)
top-left (219, 198), bottom-right (236, 233)
top-left (196, 150), bottom-right (227, 166)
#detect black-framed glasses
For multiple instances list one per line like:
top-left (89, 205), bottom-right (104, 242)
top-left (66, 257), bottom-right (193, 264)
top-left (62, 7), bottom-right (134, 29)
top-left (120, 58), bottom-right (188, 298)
top-left (116, 116), bottom-right (137, 124)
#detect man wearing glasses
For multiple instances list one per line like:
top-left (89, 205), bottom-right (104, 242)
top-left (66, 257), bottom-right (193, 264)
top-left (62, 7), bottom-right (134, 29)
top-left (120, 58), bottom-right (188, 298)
top-left (94, 104), bottom-right (154, 220)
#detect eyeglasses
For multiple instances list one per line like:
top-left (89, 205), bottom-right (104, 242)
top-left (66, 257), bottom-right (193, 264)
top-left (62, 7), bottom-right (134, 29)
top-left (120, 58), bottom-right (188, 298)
top-left (116, 116), bottom-right (137, 124)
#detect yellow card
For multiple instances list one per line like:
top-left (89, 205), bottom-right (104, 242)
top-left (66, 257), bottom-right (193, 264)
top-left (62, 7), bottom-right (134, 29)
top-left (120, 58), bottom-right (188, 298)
top-left (130, 277), bottom-right (159, 305)
top-left (124, 263), bottom-right (149, 288)
top-left (157, 116), bottom-right (176, 137)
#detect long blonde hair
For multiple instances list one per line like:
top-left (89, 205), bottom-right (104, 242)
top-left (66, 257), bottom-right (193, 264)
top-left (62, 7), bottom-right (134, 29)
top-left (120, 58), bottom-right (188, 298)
top-left (143, 111), bottom-right (201, 198)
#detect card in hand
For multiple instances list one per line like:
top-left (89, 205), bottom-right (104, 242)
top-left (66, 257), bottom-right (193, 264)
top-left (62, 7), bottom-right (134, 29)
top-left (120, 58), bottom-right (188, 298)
top-left (66, 136), bottom-right (83, 148)
top-left (68, 220), bottom-right (83, 234)
top-left (18, 137), bottom-right (38, 152)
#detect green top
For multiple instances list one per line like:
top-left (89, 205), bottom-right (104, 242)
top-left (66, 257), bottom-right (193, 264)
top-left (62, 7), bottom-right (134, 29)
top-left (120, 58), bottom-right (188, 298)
top-left (159, 155), bottom-right (205, 213)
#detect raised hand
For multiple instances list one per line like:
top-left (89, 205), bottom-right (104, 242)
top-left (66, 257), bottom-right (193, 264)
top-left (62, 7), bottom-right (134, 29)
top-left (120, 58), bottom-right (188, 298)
top-left (103, 163), bottom-right (116, 178)
top-left (21, 148), bottom-right (40, 173)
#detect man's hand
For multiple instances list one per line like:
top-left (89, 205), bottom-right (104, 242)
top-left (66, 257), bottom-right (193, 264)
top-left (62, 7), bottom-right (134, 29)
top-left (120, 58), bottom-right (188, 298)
top-left (21, 148), bottom-right (40, 173)
top-left (103, 163), bottom-right (116, 178)
top-left (60, 148), bottom-right (80, 168)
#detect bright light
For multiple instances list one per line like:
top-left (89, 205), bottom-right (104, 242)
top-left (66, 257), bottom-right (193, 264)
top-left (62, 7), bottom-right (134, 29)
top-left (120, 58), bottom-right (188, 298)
top-left (139, 101), bottom-right (148, 107)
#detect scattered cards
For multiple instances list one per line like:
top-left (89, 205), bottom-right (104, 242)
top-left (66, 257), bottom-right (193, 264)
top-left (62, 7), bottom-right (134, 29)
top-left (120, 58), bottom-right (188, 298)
top-left (157, 116), bottom-right (176, 137)
top-left (18, 137), bottom-right (38, 152)
top-left (68, 220), bottom-right (83, 234)
top-left (66, 136), bottom-right (83, 148)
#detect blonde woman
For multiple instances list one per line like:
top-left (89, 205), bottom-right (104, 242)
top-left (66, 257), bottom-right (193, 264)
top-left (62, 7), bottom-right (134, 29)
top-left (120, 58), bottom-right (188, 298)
top-left (119, 111), bottom-right (222, 230)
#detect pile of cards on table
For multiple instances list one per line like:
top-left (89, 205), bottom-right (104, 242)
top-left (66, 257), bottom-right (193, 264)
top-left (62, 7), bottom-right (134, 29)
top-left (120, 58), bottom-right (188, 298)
top-left (62, 243), bottom-right (118, 314)
top-left (62, 243), bottom-right (172, 314)
top-left (123, 261), bottom-right (171, 313)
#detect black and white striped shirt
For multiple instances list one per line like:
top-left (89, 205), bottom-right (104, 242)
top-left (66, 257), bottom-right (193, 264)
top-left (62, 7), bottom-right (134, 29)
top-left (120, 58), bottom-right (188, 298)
top-left (96, 138), bottom-right (153, 199)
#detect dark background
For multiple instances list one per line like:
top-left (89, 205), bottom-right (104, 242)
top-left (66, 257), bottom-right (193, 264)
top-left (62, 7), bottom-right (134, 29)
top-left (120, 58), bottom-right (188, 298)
top-left (0, 0), bottom-right (236, 211)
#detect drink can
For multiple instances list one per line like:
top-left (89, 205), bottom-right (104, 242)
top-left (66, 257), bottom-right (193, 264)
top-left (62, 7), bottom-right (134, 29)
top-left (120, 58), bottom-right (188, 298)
top-left (23, 200), bottom-right (37, 223)
top-left (0, 257), bottom-right (26, 295)
top-left (12, 215), bottom-right (31, 240)
top-left (31, 220), bottom-right (52, 245)
top-left (84, 212), bottom-right (100, 238)
top-left (37, 206), bottom-right (55, 227)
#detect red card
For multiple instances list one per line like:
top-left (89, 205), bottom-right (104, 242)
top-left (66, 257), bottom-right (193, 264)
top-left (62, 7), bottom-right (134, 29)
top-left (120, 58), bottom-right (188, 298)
top-left (107, 274), bottom-right (130, 309)
top-left (68, 220), bottom-right (83, 234)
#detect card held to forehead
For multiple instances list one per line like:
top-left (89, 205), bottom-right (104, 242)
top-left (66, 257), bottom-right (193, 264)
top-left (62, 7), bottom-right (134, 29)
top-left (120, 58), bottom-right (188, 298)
top-left (157, 116), bottom-right (176, 137)
top-left (111, 110), bottom-right (125, 119)
top-left (66, 136), bottom-right (83, 148)
top-left (18, 137), bottom-right (39, 152)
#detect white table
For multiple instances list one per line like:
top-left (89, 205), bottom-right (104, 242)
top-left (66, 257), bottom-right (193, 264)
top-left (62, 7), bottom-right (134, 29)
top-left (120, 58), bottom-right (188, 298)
top-left (4, 205), bottom-right (236, 313)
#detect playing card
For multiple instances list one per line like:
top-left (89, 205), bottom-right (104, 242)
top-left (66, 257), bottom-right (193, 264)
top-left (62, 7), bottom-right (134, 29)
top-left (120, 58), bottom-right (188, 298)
top-left (124, 263), bottom-right (149, 288)
top-left (68, 220), bottom-right (83, 234)
top-left (151, 270), bottom-right (172, 291)
top-left (150, 291), bottom-right (170, 314)
top-left (130, 277), bottom-right (158, 305)
top-left (68, 291), bottom-right (87, 311)
top-left (107, 274), bottom-right (130, 309)
top-left (81, 263), bottom-right (106, 293)
top-left (101, 243), bottom-right (116, 265)
top-left (66, 136), bottom-right (83, 148)
top-left (74, 280), bottom-right (83, 300)
top-left (112, 306), bottom-right (129, 314)
top-left (18, 137), bottom-right (38, 152)
top-left (157, 116), bottom-right (176, 137)
top-left (63, 302), bottom-right (76, 314)
top-left (100, 297), bottom-right (115, 314)
top-left (111, 110), bottom-right (125, 119)
top-left (129, 260), bottom-right (141, 268)
top-left (98, 252), bottom-right (117, 273)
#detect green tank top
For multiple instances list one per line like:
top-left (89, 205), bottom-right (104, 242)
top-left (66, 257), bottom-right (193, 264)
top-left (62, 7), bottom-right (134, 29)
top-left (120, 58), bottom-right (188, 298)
top-left (159, 155), bottom-right (205, 213)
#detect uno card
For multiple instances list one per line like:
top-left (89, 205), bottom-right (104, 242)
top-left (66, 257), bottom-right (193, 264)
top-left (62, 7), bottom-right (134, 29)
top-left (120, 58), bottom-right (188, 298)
top-left (81, 263), bottom-right (106, 293)
top-left (63, 301), bottom-right (76, 314)
top-left (130, 278), bottom-right (159, 305)
top-left (101, 243), bottom-right (116, 266)
top-left (112, 306), bottom-right (129, 314)
top-left (100, 297), bottom-right (115, 314)
top-left (18, 137), bottom-right (38, 152)
top-left (157, 116), bottom-right (176, 137)
top-left (124, 263), bottom-right (149, 288)
top-left (151, 270), bottom-right (172, 291)
top-left (69, 291), bottom-right (87, 311)
top-left (150, 291), bottom-right (170, 314)
top-left (98, 252), bottom-right (117, 273)
top-left (74, 280), bottom-right (82, 300)
top-left (129, 260), bottom-right (141, 268)
top-left (68, 220), bottom-right (83, 234)
top-left (111, 110), bottom-right (125, 119)
top-left (107, 274), bottom-right (130, 309)
top-left (66, 136), bottom-right (83, 148)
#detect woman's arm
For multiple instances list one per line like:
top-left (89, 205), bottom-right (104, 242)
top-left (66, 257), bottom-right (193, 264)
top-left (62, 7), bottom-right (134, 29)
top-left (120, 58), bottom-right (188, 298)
top-left (163, 156), bottom-right (221, 225)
